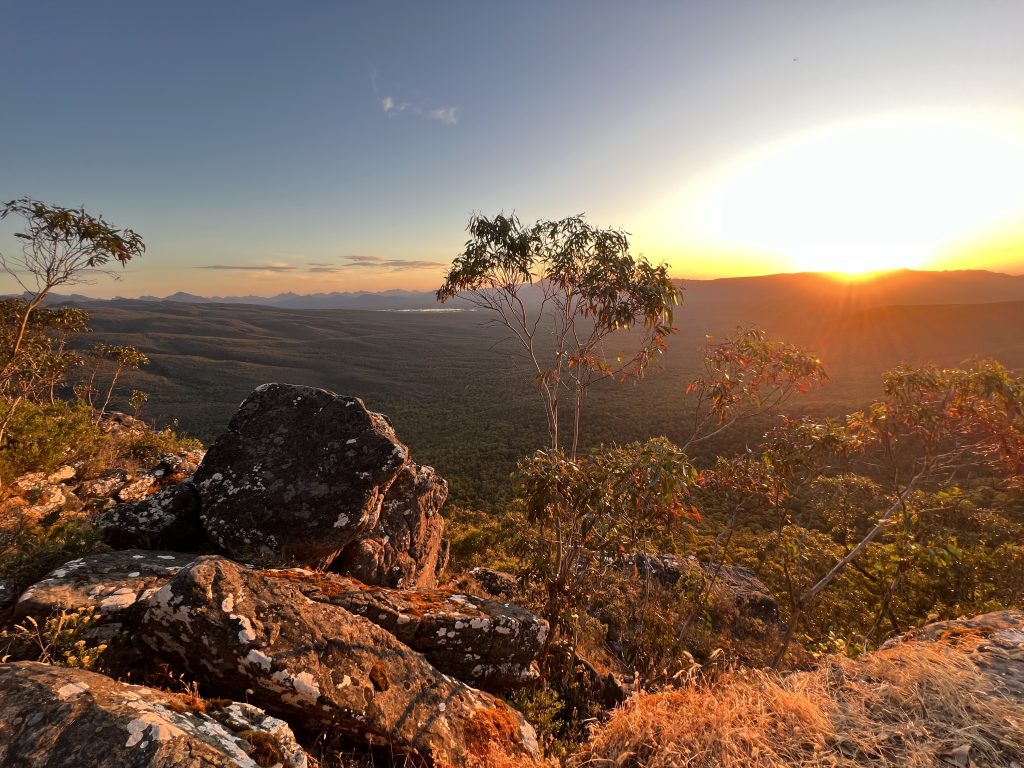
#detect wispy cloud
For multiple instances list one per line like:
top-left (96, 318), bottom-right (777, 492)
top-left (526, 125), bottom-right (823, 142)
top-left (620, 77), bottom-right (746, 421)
top-left (381, 97), bottom-right (458, 125)
top-left (193, 258), bottom-right (445, 275)
top-left (338, 255), bottom-right (448, 272)
top-left (427, 106), bottom-right (458, 126)
top-left (372, 67), bottom-right (458, 126)
top-left (196, 264), bottom-right (297, 272)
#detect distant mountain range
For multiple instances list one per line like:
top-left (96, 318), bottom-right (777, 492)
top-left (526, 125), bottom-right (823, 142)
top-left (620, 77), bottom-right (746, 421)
top-left (31, 268), bottom-right (1024, 312)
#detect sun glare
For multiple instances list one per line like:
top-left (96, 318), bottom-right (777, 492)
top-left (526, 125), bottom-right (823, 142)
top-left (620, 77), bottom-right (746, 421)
top-left (671, 111), bottom-right (1024, 275)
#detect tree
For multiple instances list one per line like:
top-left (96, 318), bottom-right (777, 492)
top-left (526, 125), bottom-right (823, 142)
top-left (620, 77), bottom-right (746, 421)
top-left (438, 213), bottom-right (678, 458)
top-left (0, 198), bottom-right (144, 372)
top-left (682, 327), bottom-right (827, 450)
top-left (88, 343), bottom-right (150, 421)
top-left (765, 359), bottom-right (1024, 664)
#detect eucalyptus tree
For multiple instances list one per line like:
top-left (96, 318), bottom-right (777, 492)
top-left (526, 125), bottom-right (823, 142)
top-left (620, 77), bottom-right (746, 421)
top-left (0, 198), bottom-right (144, 370)
top-left (438, 213), bottom-right (678, 457)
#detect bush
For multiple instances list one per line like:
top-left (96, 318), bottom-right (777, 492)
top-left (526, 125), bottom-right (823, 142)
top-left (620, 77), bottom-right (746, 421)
top-left (125, 421), bottom-right (203, 464)
top-left (0, 400), bottom-right (104, 479)
top-left (443, 503), bottom-right (529, 574)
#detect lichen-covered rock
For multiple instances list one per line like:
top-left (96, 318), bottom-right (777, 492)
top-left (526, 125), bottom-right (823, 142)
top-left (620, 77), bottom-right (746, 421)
top-left (117, 475), bottom-right (158, 503)
top-left (14, 550), bottom-right (195, 642)
top-left (331, 463), bottom-right (449, 588)
top-left (152, 450), bottom-right (206, 480)
top-left (97, 482), bottom-right (205, 551)
top-left (467, 567), bottom-right (518, 599)
top-left (80, 469), bottom-right (130, 499)
top-left (268, 568), bottom-right (548, 690)
top-left (140, 556), bottom-right (541, 766)
top-left (194, 384), bottom-right (409, 567)
top-left (0, 661), bottom-right (307, 768)
top-left (99, 411), bottom-right (149, 439)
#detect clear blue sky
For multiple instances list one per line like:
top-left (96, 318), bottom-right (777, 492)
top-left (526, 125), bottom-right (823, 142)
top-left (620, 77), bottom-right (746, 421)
top-left (3, 1), bottom-right (1023, 297)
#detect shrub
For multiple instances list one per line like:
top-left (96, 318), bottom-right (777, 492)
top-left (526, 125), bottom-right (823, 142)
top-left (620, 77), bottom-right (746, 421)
top-left (0, 400), bottom-right (104, 479)
top-left (125, 421), bottom-right (203, 464)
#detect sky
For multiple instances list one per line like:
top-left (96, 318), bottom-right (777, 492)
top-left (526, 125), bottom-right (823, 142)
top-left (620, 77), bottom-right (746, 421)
top-left (2, 1), bottom-right (1024, 298)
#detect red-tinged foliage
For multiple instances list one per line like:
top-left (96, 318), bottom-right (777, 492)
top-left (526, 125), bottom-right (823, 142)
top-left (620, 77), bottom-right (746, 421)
top-left (683, 328), bottom-right (828, 450)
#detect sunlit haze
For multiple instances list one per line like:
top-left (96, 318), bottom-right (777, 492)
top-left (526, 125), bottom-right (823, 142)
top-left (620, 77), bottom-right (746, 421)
top-left (2, 2), bottom-right (1023, 296)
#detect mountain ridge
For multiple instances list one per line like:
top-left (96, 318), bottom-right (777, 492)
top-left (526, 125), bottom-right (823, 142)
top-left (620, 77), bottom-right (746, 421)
top-left (23, 267), bottom-right (1024, 312)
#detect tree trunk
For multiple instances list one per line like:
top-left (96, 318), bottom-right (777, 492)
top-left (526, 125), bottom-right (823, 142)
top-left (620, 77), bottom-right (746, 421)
top-left (97, 365), bottom-right (123, 422)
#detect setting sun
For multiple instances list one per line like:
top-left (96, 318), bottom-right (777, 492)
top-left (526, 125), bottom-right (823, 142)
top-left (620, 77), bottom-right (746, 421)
top-left (658, 111), bottom-right (1024, 276)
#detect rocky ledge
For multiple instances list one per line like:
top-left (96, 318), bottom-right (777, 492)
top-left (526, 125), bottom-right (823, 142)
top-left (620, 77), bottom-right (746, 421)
top-left (1, 383), bottom-right (546, 767)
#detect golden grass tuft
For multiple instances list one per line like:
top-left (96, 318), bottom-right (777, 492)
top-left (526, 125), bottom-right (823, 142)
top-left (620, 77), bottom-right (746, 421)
top-left (568, 634), bottom-right (1024, 767)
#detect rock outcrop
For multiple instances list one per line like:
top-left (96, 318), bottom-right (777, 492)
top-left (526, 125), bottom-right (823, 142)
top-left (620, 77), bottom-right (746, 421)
top-left (193, 384), bottom-right (409, 567)
top-left (331, 463), bottom-right (449, 588)
top-left (266, 567), bottom-right (548, 689)
top-left (0, 661), bottom-right (307, 768)
top-left (631, 554), bottom-right (781, 625)
top-left (140, 556), bottom-right (541, 766)
top-left (13, 550), bottom-right (195, 642)
top-left (882, 610), bottom-right (1024, 700)
top-left (97, 482), bottom-right (205, 551)
top-left (466, 567), bottom-right (518, 599)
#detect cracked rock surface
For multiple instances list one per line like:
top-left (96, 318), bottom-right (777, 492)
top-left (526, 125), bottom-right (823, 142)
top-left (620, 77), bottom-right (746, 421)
top-left (331, 462), bottom-right (449, 589)
top-left (139, 556), bottom-right (541, 766)
top-left (268, 567), bottom-right (548, 690)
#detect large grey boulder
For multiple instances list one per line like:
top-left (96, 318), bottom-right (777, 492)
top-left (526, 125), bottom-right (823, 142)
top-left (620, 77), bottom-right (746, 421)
top-left (0, 661), bottom-right (307, 768)
top-left (13, 550), bottom-right (195, 642)
top-left (194, 384), bottom-right (408, 567)
top-left (140, 556), bottom-right (541, 766)
top-left (331, 463), bottom-right (449, 588)
top-left (267, 567), bottom-right (548, 690)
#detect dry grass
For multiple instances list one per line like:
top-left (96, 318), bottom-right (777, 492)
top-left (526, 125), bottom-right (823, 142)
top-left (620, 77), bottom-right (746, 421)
top-left (568, 634), bottom-right (1024, 768)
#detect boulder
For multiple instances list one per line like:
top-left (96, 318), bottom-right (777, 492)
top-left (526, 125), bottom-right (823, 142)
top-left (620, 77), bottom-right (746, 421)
top-left (48, 465), bottom-right (77, 484)
top-left (97, 482), bottom-right (205, 551)
top-left (0, 661), bottom-right (307, 768)
top-left (194, 384), bottom-right (409, 567)
top-left (99, 412), bottom-right (149, 439)
top-left (140, 556), bottom-right (541, 766)
top-left (14, 550), bottom-right (195, 642)
top-left (5, 480), bottom-right (66, 518)
top-left (267, 568), bottom-right (548, 690)
top-left (467, 567), bottom-right (518, 599)
top-left (150, 450), bottom-right (205, 482)
top-left (331, 463), bottom-right (449, 588)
